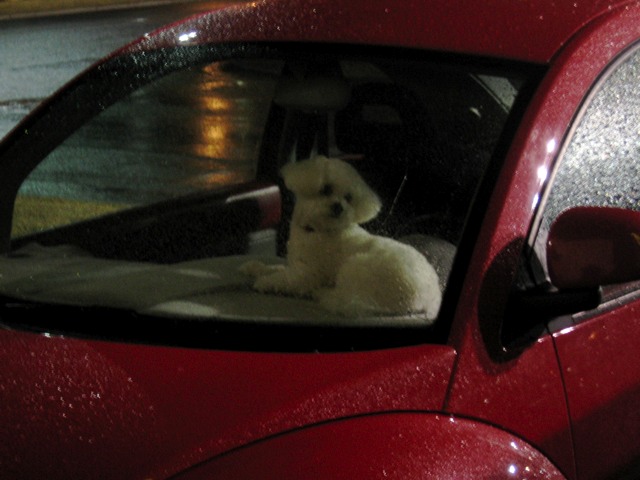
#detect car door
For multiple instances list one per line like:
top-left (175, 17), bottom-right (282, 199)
top-left (531, 43), bottom-right (640, 480)
top-left (0, 36), bottom-right (532, 477)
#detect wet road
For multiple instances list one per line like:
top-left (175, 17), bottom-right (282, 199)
top-left (0, 1), bottom-right (239, 139)
top-left (19, 59), bottom-right (277, 206)
top-left (1, 0), bottom-right (271, 237)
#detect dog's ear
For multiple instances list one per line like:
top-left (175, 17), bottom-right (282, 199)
top-left (352, 180), bottom-right (382, 224)
top-left (280, 156), bottom-right (327, 195)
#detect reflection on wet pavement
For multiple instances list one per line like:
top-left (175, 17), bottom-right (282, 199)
top-left (18, 60), bottom-right (279, 206)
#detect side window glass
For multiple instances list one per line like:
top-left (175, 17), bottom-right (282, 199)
top-left (541, 46), bottom-right (640, 232)
top-left (534, 45), bottom-right (640, 296)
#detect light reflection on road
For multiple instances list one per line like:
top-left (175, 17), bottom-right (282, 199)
top-left (0, 1), bottom-right (246, 139)
top-left (13, 58), bottom-right (280, 235)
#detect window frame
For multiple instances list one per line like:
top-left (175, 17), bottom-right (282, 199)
top-left (524, 41), bottom-right (640, 317)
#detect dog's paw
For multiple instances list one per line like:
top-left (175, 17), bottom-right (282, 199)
top-left (242, 263), bottom-right (293, 293)
top-left (240, 260), bottom-right (285, 277)
top-left (239, 260), bottom-right (266, 277)
top-left (252, 269), bottom-right (317, 297)
top-left (253, 274), bottom-right (279, 293)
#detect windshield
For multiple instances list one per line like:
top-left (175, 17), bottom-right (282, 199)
top-left (0, 43), bottom-right (535, 347)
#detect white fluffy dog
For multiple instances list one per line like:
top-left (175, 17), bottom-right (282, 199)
top-left (242, 155), bottom-right (441, 321)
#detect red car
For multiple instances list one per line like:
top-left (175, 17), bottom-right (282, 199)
top-left (1, 0), bottom-right (640, 478)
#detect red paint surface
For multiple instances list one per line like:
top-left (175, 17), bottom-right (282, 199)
top-left (554, 302), bottom-right (640, 480)
top-left (123, 0), bottom-right (627, 64)
top-left (176, 414), bottom-right (566, 479)
top-left (0, 331), bottom-right (454, 478)
top-left (548, 207), bottom-right (640, 289)
top-left (3, 1), bottom-right (640, 479)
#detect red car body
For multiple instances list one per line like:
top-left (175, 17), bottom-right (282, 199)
top-left (2, 0), bottom-right (640, 479)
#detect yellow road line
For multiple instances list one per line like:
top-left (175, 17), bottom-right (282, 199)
top-left (12, 195), bottom-right (127, 237)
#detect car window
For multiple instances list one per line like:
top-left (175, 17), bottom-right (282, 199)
top-left (541, 45), bottom-right (640, 228)
top-left (0, 44), bottom-right (532, 347)
top-left (12, 61), bottom-right (279, 236)
top-left (533, 43), bottom-right (640, 294)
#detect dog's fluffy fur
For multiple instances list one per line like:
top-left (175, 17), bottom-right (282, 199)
top-left (242, 155), bottom-right (441, 320)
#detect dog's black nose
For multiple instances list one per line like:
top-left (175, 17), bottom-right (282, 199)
top-left (330, 202), bottom-right (344, 218)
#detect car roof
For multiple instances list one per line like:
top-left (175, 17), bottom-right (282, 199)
top-left (122, 0), bottom-right (635, 64)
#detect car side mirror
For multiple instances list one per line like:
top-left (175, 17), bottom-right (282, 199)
top-left (547, 206), bottom-right (640, 289)
top-left (504, 206), bottom-right (640, 350)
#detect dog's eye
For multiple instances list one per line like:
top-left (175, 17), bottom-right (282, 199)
top-left (320, 184), bottom-right (333, 196)
top-left (345, 193), bottom-right (353, 203)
